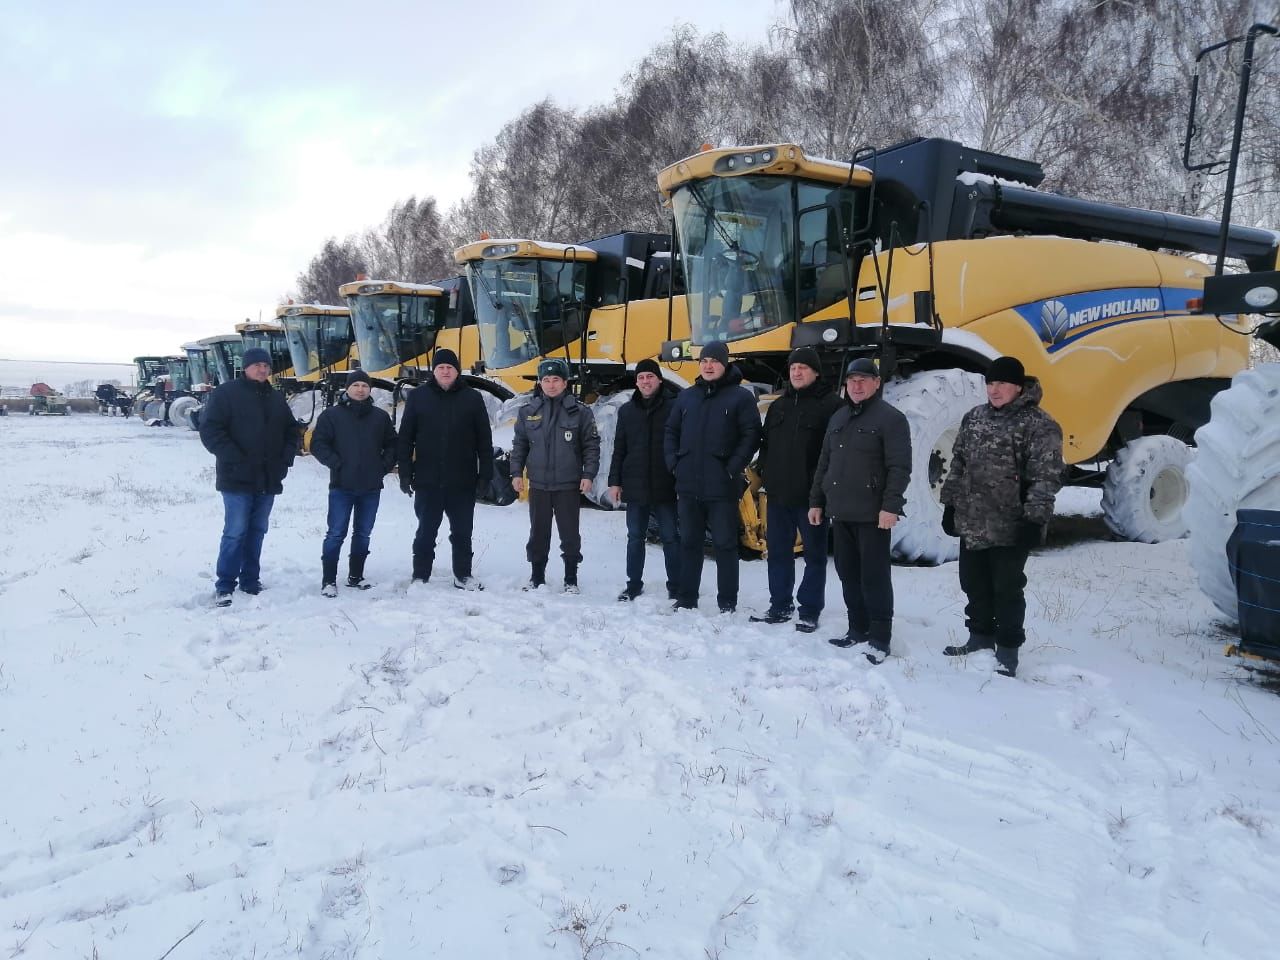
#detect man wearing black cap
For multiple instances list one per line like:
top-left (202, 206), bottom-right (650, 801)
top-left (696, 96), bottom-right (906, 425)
top-left (808, 357), bottom-right (911, 663)
top-left (510, 357), bottom-right (600, 592)
top-left (753, 346), bottom-right (842, 631)
top-left (607, 358), bottom-right (682, 601)
top-left (398, 348), bottom-right (494, 590)
top-left (940, 355), bottom-right (1063, 677)
top-left (199, 346), bottom-right (301, 606)
top-left (664, 341), bottom-right (761, 613)
top-left (311, 369), bottom-right (397, 596)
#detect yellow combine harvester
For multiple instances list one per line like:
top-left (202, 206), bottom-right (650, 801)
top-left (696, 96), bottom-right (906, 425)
top-left (656, 137), bottom-right (1279, 562)
top-left (275, 302), bottom-right (354, 431)
top-left (236, 320), bottom-right (294, 382)
top-left (454, 233), bottom-right (696, 505)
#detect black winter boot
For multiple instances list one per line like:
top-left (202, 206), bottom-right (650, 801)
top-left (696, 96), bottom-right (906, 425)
top-left (347, 552), bottom-right (372, 590)
top-left (943, 632), bottom-right (996, 657)
top-left (524, 562), bottom-right (547, 591)
top-left (828, 627), bottom-right (868, 649)
top-left (995, 645), bottom-right (1019, 678)
top-left (563, 562), bottom-right (580, 595)
top-left (865, 620), bottom-right (892, 665)
top-left (322, 554), bottom-right (339, 596)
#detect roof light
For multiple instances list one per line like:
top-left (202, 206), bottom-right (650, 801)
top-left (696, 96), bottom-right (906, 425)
top-left (358, 283), bottom-right (386, 294)
top-left (760, 150), bottom-right (773, 163)
top-left (725, 157), bottom-right (736, 170)
top-left (1245, 285), bottom-right (1279, 309)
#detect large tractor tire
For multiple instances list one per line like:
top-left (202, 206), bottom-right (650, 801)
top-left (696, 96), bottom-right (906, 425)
top-left (1186, 363), bottom-right (1280, 620)
top-left (1100, 435), bottom-right (1193, 543)
top-left (883, 369), bottom-right (987, 564)
top-left (168, 396), bottom-right (200, 430)
top-left (141, 398), bottom-right (166, 422)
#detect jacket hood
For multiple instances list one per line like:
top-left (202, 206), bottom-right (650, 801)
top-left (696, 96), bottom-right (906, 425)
top-left (630, 380), bottom-right (680, 406)
top-left (694, 364), bottom-right (744, 392)
top-left (995, 375), bottom-right (1044, 413)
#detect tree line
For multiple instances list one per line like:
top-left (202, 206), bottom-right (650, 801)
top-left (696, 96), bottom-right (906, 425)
top-left (294, 0), bottom-right (1280, 302)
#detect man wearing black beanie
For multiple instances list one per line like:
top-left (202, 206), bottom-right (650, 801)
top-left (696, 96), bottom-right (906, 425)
top-left (607, 358), bottom-right (682, 601)
top-left (398, 348), bottom-right (493, 590)
top-left (311, 368), bottom-right (397, 595)
top-left (940, 355), bottom-right (1063, 677)
top-left (752, 347), bottom-right (841, 631)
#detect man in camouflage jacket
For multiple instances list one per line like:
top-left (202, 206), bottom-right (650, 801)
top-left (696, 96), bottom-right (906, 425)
top-left (939, 356), bottom-right (1064, 677)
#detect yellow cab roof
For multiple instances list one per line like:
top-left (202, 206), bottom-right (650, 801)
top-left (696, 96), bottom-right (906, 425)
top-left (452, 239), bottom-right (599, 266)
top-left (275, 303), bottom-right (350, 319)
top-left (656, 143), bottom-right (873, 202)
top-left (236, 320), bottom-right (285, 334)
top-left (337, 280), bottom-right (444, 298)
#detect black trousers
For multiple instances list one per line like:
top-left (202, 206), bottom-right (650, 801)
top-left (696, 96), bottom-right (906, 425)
top-left (527, 487), bottom-right (582, 567)
top-left (831, 521), bottom-right (893, 635)
top-left (676, 497), bottom-right (740, 608)
top-left (413, 486), bottom-right (477, 580)
top-left (958, 542), bottom-right (1031, 647)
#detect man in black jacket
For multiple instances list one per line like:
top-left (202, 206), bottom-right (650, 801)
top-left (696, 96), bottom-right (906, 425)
top-left (753, 346), bottom-right (842, 632)
top-left (607, 358), bottom-right (681, 602)
top-left (311, 369), bottom-right (397, 596)
top-left (510, 358), bottom-right (601, 592)
top-left (664, 341), bottom-right (761, 614)
top-left (808, 358), bottom-right (912, 663)
top-left (199, 347), bottom-right (301, 606)
top-left (398, 348), bottom-right (494, 590)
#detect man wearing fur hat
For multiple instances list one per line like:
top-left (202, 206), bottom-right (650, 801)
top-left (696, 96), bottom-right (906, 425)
top-left (940, 355), bottom-right (1064, 678)
top-left (510, 358), bottom-right (600, 592)
top-left (607, 358), bottom-right (682, 602)
top-left (199, 347), bottom-right (301, 606)
top-left (311, 369), bottom-right (397, 596)
top-left (752, 346), bottom-right (842, 632)
top-left (664, 341), bottom-right (761, 614)
top-left (397, 348), bottom-right (493, 590)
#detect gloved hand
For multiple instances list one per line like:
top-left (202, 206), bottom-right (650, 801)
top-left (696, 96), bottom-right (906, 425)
top-left (941, 504), bottom-right (957, 537)
top-left (1016, 519), bottom-right (1043, 548)
top-left (400, 476), bottom-right (414, 497)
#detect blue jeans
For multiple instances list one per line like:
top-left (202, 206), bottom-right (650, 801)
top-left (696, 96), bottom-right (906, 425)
top-left (322, 489), bottom-right (381, 566)
top-left (765, 502), bottom-right (829, 620)
top-left (625, 501), bottom-right (679, 595)
top-left (677, 497), bottom-right (740, 608)
top-left (215, 492), bottom-right (275, 593)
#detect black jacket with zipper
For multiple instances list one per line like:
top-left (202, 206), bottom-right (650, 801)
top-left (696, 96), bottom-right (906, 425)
top-left (311, 396), bottom-right (397, 492)
top-left (664, 365), bottom-right (761, 501)
top-left (607, 382), bottom-right (680, 504)
top-left (397, 377), bottom-right (494, 491)
top-left (199, 377), bottom-right (300, 495)
top-left (809, 391), bottom-right (912, 522)
top-left (758, 380), bottom-right (842, 508)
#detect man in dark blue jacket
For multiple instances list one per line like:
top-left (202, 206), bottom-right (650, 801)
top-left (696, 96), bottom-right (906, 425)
top-left (607, 358), bottom-right (681, 602)
top-left (311, 370), bottom-right (397, 596)
top-left (753, 347), bottom-right (842, 632)
top-left (397, 348), bottom-right (494, 590)
top-left (664, 341), bottom-right (761, 613)
top-left (199, 347), bottom-right (301, 606)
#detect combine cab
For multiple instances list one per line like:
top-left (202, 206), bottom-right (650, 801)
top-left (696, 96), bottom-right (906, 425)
top-left (167, 342), bottom-right (216, 429)
top-left (131, 356), bottom-right (171, 422)
top-left (199, 334), bottom-right (244, 386)
top-left (655, 136), bottom-right (1277, 562)
top-left (236, 320), bottom-right (294, 381)
top-left (275, 302), bottom-right (354, 435)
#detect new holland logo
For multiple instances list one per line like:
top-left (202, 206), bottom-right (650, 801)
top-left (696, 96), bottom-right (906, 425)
top-left (1041, 300), bottom-right (1070, 341)
top-left (1015, 287), bottom-right (1168, 352)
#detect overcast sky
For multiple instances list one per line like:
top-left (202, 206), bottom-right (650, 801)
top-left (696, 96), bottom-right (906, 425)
top-left (0, 0), bottom-right (780, 362)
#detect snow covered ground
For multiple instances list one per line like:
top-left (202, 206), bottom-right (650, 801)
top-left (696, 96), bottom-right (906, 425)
top-left (1, 415), bottom-right (1278, 959)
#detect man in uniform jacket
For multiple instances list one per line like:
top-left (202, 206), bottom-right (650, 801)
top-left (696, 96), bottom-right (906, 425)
top-left (940, 355), bottom-right (1064, 678)
top-left (607, 358), bottom-right (681, 602)
top-left (199, 346), bottom-right (301, 606)
top-left (664, 340), bottom-right (761, 614)
top-left (397, 348), bottom-right (494, 590)
top-left (808, 357), bottom-right (911, 663)
top-left (510, 358), bottom-right (601, 592)
top-left (754, 346), bottom-right (842, 632)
